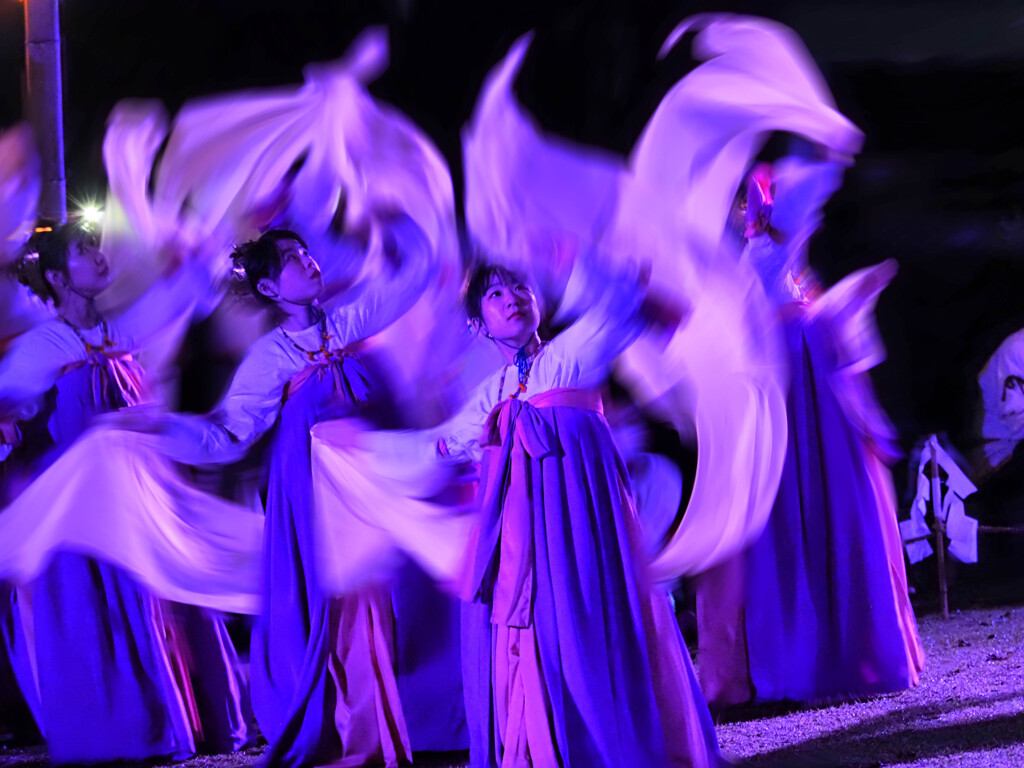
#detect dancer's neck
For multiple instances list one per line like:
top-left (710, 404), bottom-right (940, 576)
top-left (493, 332), bottom-right (541, 365)
top-left (58, 292), bottom-right (102, 330)
top-left (278, 301), bottom-right (321, 332)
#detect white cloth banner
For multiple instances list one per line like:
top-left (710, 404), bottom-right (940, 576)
top-left (903, 435), bottom-right (978, 564)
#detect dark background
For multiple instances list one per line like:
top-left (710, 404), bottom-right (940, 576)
top-left (2, 0), bottom-right (1024, 603)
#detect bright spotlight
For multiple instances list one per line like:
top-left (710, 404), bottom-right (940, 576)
top-left (79, 204), bottom-right (104, 229)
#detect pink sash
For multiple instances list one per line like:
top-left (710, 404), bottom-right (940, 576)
top-left (281, 351), bottom-right (370, 406)
top-left (63, 350), bottom-right (147, 408)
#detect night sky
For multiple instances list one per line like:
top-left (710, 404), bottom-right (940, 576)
top-left (2, 0), bottom-right (1024, 488)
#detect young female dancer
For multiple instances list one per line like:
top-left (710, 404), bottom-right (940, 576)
top-left (0, 225), bottom-right (249, 763)
top-left (313, 248), bottom-right (722, 768)
top-left (135, 213), bottom-right (434, 767)
top-left (697, 157), bottom-right (924, 708)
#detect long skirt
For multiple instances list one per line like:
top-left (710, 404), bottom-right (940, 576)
top-left (463, 393), bottom-right (720, 768)
top-left (698, 308), bottom-right (924, 706)
top-left (250, 362), bottom-right (411, 768)
top-left (392, 558), bottom-right (469, 752)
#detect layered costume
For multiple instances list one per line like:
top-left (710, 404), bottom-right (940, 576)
top-left (697, 158), bottom-right (924, 707)
top-left (0, 264), bottom-right (253, 763)
top-left (312, 254), bottom-right (721, 768)
top-left (149, 215), bottom-right (432, 768)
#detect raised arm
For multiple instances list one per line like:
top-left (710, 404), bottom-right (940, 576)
top-left (106, 258), bottom-right (221, 351)
top-left (553, 248), bottom-right (682, 381)
top-left (326, 213), bottom-right (436, 344)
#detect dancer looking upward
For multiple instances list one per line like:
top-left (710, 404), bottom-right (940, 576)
top-left (0, 225), bottom-right (249, 763)
top-left (313, 247), bottom-right (722, 768)
top-left (124, 212), bottom-right (434, 768)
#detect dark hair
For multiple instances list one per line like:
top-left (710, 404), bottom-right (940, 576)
top-left (230, 229), bottom-right (308, 304)
top-left (16, 224), bottom-right (96, 306)
top-left (463, 263), bottom-right (530, 322)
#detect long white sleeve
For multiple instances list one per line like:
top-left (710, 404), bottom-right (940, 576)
top-left (552, 252), bottom-right (648, 384)
top-left (151, 334), bottom-right (294, 465)
top-left (327, 214), bottom-right (435, 344)
top-left (0, 322), bottom-right (88, 422)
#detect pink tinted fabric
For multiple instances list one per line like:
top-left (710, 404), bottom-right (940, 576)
top-left (0, 426), bottom-right (264, 614)
top-left (461, 15), bottom-right (867, 582)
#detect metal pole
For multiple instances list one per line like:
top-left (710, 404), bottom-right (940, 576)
top-left (24, 0), bottom-right (66, 224)
top-left (929, 439), bottom-right (949, 619)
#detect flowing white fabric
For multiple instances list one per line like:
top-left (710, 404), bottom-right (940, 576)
top-left (615, 14), bottom-right (862, 267)
top-left (0, 426), bottom-right (263, 613)
top-left (311, 420), bottom-right (476, 592)
top-left (0, 123), bottom-right (48, 343)
top-left (305, 15), bottom-right (870, 590)
top-left (978, 327), bottom-right (1024, 470)
top-left (97, 101), bottom-right (177, 316)
top-left (462, 33), bottom-right (624, 283)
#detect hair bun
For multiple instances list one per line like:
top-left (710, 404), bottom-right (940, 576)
top-left (14, 248), bottom-right (52, 302)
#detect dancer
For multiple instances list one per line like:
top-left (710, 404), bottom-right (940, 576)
top-left (313, 247), bottom-right (721, 768)
top-left (0, 225), bottom-right (250, 763)
top-left (977, 327), bottom-right (1024, 473)
top-left (128, 212), bottom-right (434, 768)
top-left (696, 156), bottom-right (924, 708)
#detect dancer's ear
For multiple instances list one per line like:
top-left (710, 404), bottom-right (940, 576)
top-left (257, 277), bottom-right (279, 301)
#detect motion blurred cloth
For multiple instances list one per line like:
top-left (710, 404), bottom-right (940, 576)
top-left (0, 425), bottom-right (263, 614)
top-left (698, 157), bottom-right (923, 705)
top-left (462, 14), bottom-right (862, 580)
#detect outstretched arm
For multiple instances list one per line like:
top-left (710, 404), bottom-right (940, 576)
top-left (553, 246), bottom-right (686, 380)
top-left (115, 338), bottom-right (292, 466)
top-left (326, 213), bottom-right (436, 345)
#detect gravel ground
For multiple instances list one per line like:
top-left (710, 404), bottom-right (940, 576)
top-left (3, 605), bottom-right (1023, 768)
top-left (717, 606), bottom-right (1024, 767)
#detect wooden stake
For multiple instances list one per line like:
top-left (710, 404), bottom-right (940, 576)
top-left (929, 439), bottom-right (949, 620)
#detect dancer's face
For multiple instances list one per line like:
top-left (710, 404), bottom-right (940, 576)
top-left (49, 239), bottom-right (112, 298)
top-left (1000, 375), bottom-right (1024, 425)
top-left (264, 239), bottom-right (323, 305)
top-left (478, 275), bottom-right (540, 347)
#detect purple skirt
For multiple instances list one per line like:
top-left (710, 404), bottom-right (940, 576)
top-left (463, 393), bottom-right (720, 768)
top-left (250, 359), bottom-right (411, 768)
top-left (392, 558), bottom-right (468, 752)
top-left (699, 308), bottom-right (918, 705)
top-left (2, 365), bottom-right (250, 762)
